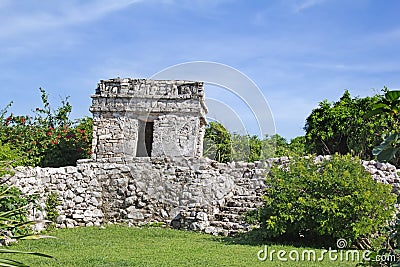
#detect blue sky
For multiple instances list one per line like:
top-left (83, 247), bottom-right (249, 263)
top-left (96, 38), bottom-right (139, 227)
top-left (1, 0), bottom-right (400, 139)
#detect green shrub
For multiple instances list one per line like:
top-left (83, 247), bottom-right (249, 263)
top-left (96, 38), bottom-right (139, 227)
top-left (257, 154), bottom-right (396, 245)
top-left (203, 122), bottom-right (306, 162)
top-left (203, 122), bottom-right (232, 163)
top-left (0, 143), bottom-right (34, 235)
top-left (265, 134), bottom-right (307, 158)
top-left (45, 192), bottom-right (60, 223)
top-left (0, 88), bottom-right (92, 167)
top-left (0, 185), bottom-right (36, 236)
top-left (0, 159), bottom-right (54, 266)
top-left (0, 142), bottom-right (22, 177)
top-left (304, 90), bottom-right (394, 162)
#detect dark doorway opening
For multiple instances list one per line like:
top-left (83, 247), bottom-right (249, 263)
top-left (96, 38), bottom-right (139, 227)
top-left (136, 120), bottom-right (154, 157)
top-left (144, 121), bottom-right (153, 156)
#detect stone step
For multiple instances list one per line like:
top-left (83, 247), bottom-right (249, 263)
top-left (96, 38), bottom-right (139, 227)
top-left (219, 206), bottom-right (257, 213)
top-left (210, 220), bottom-right (246, 230)
top-left (225, 200), bottom-right (262, 208)
top-left (231, 195), bottom-right (262, 201)
top-left (214, 213), bottom-right (241, 221)
top-left (205, 226), bottom-right (237, 237)
top-left (209, 220), bottom-right (252, 232)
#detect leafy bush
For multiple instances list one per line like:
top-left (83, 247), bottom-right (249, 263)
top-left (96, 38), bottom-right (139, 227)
top-left (257, 154), bottom-right (396, 245)
top-left (0, 143), bottom-right (32, 236)
top-left (267, 135), bottom-right (306, 158)
top-left (0, 88), bottom-right (92, 167)
top-left (203, 122), bottom-right (306, 162)
top-left (45, 192), bottom-right (60, 223)
top-left (304, 90), bottom-right (394, 162)
top-left (231, 133), bottom-right (266, 162)
top-left (0, 185), bottom-right (36, 236)
top-left (357, 89), bottom-right (400, 266)
top-left (0, 142), bottom-right (23, 177)
top-left (0, 143), bottom-right (37, 236)
top-left (0, 159), bottom-right (54, 266)
top-left (368, 89), bottom-right (400, 164)
top-left (203, 122), bottom-right (232, 163)
top-left (0, 186), bottom-right (53, 266)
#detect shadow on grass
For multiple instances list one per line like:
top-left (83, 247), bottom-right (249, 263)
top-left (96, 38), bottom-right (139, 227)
top-left (216, 228), bottom-right (337, 249)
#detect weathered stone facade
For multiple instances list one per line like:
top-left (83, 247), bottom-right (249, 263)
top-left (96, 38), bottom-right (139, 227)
top-left (90, 78), bottom-right (207, 161)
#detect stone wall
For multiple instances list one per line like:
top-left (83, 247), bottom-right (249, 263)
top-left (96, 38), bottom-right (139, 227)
top-left (4, 157), bottom-right (266, 235)
top-left (4, 156), bottom-right (400, 236)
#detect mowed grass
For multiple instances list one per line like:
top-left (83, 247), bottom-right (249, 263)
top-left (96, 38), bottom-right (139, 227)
top-left (7, 225), bottom-right (357, 267)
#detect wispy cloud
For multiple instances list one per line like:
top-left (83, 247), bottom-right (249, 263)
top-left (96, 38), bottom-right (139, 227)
top-left (294, 0), bottom-right (327, 13)
top-left (298, 61), bottom-right (400, 73)
top-left (0, 0), bottom-right (141, 38)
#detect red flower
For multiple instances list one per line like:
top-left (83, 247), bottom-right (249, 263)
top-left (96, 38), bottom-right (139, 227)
top-left (66, 133), bottom-right (75, 139)
top-left (21, 117), bottom-right (26, 124)
top-left (50, 140), bottom-right (59, 145)
top-left (47, 132), bottom-right (52, 136)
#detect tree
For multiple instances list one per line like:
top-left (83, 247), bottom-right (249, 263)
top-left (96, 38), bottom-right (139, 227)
top-left (203, 122), bottom-right (306, 162)
top-left (286, 136), bottom-right (306, 157)
top-left (203, 122), bottom-right (232, 163)
top-left (304, 90), bottom-right (394, 161)
top-left (231, 133), bottom-right (263, 162)
top-left (368, 88), bottom-right (400, 163)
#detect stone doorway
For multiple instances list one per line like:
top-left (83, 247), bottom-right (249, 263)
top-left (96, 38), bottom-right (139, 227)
top-left (136, 120), bottom-right (154, 157)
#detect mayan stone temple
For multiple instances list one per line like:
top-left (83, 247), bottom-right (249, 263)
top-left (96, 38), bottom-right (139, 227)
top-left (90, 78), bottom-right (208, 161)
top-left (5, 77), bottom-right (400, 236)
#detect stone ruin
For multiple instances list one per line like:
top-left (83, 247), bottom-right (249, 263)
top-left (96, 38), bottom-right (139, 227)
top-left (4, 78), bottom-right (268, 235)
top-left (4, 78), bottom-right (400, 236)
top-left (90, 78), bottom-right (208, 161)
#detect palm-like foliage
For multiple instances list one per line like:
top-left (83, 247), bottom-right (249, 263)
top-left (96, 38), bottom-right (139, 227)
top-left (0, 161), bottom-right (54, 266)
top-left (368, 88), bottom-right (400, 162)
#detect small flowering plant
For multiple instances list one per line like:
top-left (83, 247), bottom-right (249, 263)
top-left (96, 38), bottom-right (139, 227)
top-left (0, 88), bottom-right (92, 167)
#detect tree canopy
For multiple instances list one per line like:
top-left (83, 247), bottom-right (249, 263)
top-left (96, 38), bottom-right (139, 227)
top-left (304, 90), bottom-right (394, 162)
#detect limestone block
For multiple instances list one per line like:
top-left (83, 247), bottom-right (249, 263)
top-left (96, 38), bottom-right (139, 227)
top-left (127, 206), bottom-right (144, 220)
top-left (74, 196), bottom-right (84, 203)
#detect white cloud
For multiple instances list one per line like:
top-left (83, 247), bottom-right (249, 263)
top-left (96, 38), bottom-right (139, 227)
top-left (0, 0), bottom-right (142, 38)
top-left (294, 0), bottom-right (327, 13)
top-left (299, 61), bottom-right (400, 73)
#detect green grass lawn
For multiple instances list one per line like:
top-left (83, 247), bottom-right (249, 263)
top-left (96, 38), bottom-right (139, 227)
top-left (7, 225), bottom-right (358, 267)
